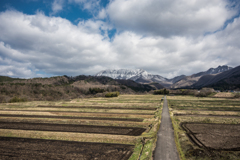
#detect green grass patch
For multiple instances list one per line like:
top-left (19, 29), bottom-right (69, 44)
top-left (140, 139), bottom-right (155, 160)
top-left (171, 116), bottom-right (186, 160)
top-left (128, 140), bottom-right (143, 160)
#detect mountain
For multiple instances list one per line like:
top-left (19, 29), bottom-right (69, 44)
top-left (193, 65), bottom-right (240, 90)
top-left (95, 69), bottom-right (150, 80)
top-left (95, 66), bottom-right (234, 89)
top-left (95, 69), bottom-right (167, 87)
top-left (192, 65), bottom-right (232, 77)
top-left (169, 75), bottom-right (186, 83)
top-left (170, 65), bottom-right (233, 88)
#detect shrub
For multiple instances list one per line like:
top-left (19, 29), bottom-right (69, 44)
top-left (9, 97), bottom-right (27, 103)
top-left (234, 93), bottom-right (240, 98)
top-left (196, 88), bottom-right (214, 97)
top-left (153, 88), bottom-right (169, 95)
top-left (105, 91), bottom-right (120, 97)
top-left (89, 88), bottom-right (105, 94)
top-left (0, 95), bottom-right (6, 103)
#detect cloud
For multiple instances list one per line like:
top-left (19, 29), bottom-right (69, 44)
top-left (110, 27), bottom-right (239, 78)
top-left (106, 0), bottom-right (238, 37)
top-left (0, 43), bottom-right (36, 78)
top-left (68, 0), bottom-right (101, 15)
top-left (52, 0), bottom-right (64, 14)
top-left (0, 4), bottom-right (240, 79)
top-left (0, 10), bottom-right (115, 77)
top-left (97, 8), bottom-right (107, 19)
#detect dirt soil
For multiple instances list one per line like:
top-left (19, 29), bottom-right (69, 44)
top-left (174, 114), bottom-right (240, 119)
top-left (0, 137), bottom-right (134, 160)
top-left (176, 108), bottom-right (240, 112)
top-left (0, 122), bottom-right (146, 136)
top-left (38, 105), bottom-right (157, 110)
top-left (0, 114), bottom-right (143, 122)
top-left (181, 123), bottom-right (240, 150)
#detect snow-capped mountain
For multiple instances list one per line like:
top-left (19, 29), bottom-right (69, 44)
top-left (171, 65), bottom-right (233, 88)
top-left (95, 65), bottom-right (233, 88)
top-left (192, 65), bottom-right (232, 77)
top-left (205, 65), bottom-right (232, 75)
top-left (95, 69), bottom-right (167, 83)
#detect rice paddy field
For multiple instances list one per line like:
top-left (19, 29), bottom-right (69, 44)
top-left (168, 95), bottom-right (240, 160)
top-left (0, 95), bottom-right (163, 160)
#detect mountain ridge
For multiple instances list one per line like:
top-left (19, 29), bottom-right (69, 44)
top-left (95, 65), bottom-right (233, 88)
top-left (193, 65), bottom-right (240, 89)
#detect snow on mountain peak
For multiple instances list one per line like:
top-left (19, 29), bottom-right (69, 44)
top-left (95, 69), bottom-right (167, 81)
top-left (206, 65), bottom-right (232, 74)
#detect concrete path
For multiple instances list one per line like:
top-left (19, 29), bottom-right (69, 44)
top-left (153, 96), bottom-right (180, 160)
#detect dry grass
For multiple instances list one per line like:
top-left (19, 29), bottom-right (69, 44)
top-left (214, 92), bottom-right (235, 98)
top-left (0, 117), bottom-right (151, 128)
top-left (0, 129), bottom-right (138, 145)
top-left (0, 110), bottom-right (154, 118)
top-left (0, 111), bottom-right (56, 115)
top-left (0, 107), bottom-right (155, 114)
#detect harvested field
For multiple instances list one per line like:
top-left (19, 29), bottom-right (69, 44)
top-left (175, 108), bottom-right (240, 112)
top-left (214, 92), bottom-right (234, 98)
top-left (0, 114), bottom-right (143, 122)
top-left (0, 107), bottom-right (156, 114)
top-left (0, 122), bottom-right (146, 136)
top-left (38, 105), bottom-right (157, 110)
top-left (168, 96), bottom-right (240, 159)
top-left (174, 114), bottom-right (240, 119)
top-left (0, 94), bottom-right (163, 159)
top-left (0, 109), bottom-right (154, 115)
top-left (0, 137), bottom-right (134, 160)
top-left (181, 123), bottom-right (240, 150)
top-left (0, 110), bottom-right (153, 119)
top-left (53, 112), bottom-right (153, 119)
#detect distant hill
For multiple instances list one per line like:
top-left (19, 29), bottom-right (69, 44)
top-left (0, 76), bottom-right (23, 82)
top-left (193, 65), bottom-right (240, 90)
top-left (192, 65), bottom-right (232, 77)
top-left (0, 75), bottom-right (157, 103)
top-left (170, 65), bottom-right (233, 88)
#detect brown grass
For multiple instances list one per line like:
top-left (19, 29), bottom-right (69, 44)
top-left (214, 92), bottom-right (234, 98)
top-left (0, 117), bottom-right (151, 128)
top-left (0, 129), bottom-right (139, 145)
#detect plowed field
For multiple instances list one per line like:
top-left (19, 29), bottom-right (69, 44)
top-left (0, 137), bottom-right (134, 160)
top-left (0, 114), bottom-right (143, 122)
top-left (181, 123), bottom-right (240, 150)
top-left (0, 122), bottom-right (146, 136)
top-left (38, 105), bottom-right (157, 110)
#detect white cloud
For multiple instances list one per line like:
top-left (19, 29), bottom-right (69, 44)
top-left (0, 10), bottom-right (116, 77)
top-left (0, 1), bottom-right (240, 79)
top-left (52, 0), bottom-right (64, 14)
top-left (68, 0), bottom-right (100, 14)
top-left (97, 9), bottom-right (107, 19)
top-left (106, 0), bottom-right (238, 37)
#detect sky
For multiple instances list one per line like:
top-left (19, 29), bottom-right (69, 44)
top-left (0, 0), bottom-right (240, 79)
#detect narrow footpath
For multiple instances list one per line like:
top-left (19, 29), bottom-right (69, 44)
top-left (153, 96), bottom-right (180, 160)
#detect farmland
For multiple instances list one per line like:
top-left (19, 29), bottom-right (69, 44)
top-left (0, 95), bottom-right (162, 160)
top-left (2, 93), bottom-right (239, 159)
top-left (168, 96), bottom-right (240, 160)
